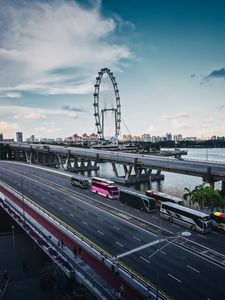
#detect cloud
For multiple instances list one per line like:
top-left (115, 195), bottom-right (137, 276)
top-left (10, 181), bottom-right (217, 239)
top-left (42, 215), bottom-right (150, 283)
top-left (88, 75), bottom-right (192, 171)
top-left (0, 0), bottom-right (132, 96)
top-left (161, 113), bottom-right (190, 121)
top-left (62, 105), bottom-right (85, 112)
top-left (0, 121), bottom-right (20, 138)
top-left (14, 112), bottom-right (47, 120)
top-left (190, 74), bottom-right (196, 78)
top-left (35, 126), bottom-right (61, 133)
top-left (218, 105), bottom-right (225, 110)
top-left (0, 92), bottom-right (21, 98)
top-left (204, 67), bottom-right (225, 80)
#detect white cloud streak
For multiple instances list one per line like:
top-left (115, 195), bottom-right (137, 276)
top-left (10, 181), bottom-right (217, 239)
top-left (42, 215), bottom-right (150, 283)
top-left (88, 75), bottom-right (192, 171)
top-left (14, 113), bottom-right (47, 120)
top-left (0, 0), bottom-right (132, 96)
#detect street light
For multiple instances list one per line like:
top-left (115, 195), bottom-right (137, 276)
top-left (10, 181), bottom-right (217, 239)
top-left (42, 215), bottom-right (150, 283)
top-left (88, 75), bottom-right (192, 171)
top-left (11, 225), bottom-right (15, 256)
top-left (148, 231), bottom-right (191, 260)
top-left (113, 231), bottom-right (191, 299)
top-left (21, 174), bottom-right (25, 222)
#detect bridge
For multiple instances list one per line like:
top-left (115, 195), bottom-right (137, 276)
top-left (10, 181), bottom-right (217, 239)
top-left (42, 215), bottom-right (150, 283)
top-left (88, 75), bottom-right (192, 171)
top-left (4, 142), bottom-right (225, 192)
top-left (0, 161), bottom-right (225, 300)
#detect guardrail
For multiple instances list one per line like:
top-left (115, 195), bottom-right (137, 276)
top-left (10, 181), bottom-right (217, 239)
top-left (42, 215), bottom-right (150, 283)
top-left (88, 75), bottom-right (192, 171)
top-left (0, 180), bottom-right (171, 300)
top-left (0, 192), bottom-right (114, 300)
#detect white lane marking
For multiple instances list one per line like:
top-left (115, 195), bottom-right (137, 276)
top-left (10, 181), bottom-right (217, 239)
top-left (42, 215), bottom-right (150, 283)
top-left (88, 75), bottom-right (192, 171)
top-left (211, 231), bottom-right (219, 235)
top-left (82, 221), bottom-right (88, 225)
top-left (160, 250), bottom-right (167, 255)
top-left (139, 256), bottom-right (151, 264)
top-left (187, 265), bottom-right (200, 273)
top-left (197, 234), bottom-right (207, 239)
top-left (132, 236), bottom-right (141, 242)
top-left (70, 213), bottom-right (74, 217)
top-left (116, 241), bottom-right (124, 247)
top-left (113, 226), bottom-right (120, 230)
top-left (172, 224), bottom-right (180, 228)
top-left (168, 273), bottom-right (182, 283)
top-left (59, 207), bottom-right (63, 211)
top-left (97, 230), bottom-right (104, 235)
top-left (97, 217), bottom-right (103, 221)
top-left (152, 216), bottom-right (159, 220)
top-left (11, 162), bottom-right (225, 271)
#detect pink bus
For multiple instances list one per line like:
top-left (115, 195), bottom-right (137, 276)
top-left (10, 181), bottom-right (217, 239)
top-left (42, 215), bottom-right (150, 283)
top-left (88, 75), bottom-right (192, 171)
top-left (91, 181), bottom-right (120, 200)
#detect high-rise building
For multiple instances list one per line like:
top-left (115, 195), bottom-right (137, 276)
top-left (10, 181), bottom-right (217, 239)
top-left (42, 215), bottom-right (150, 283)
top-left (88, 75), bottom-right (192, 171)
top-left (0, 133), bottom-right (3, 141)
top-left (16, 132), bottom-right (23, 143)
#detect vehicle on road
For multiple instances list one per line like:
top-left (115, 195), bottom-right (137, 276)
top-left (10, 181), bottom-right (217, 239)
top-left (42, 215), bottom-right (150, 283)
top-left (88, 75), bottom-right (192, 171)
top-left (71, 175), bottom-right (89, 189)
top-left (119, 189), bottom-right (156, 212)
top-left (210, 212), bottom-right (225, 233)
top-left (146, 190), bottom-right (184, 206)
top-left (91, 181), bottom-right (119, 199)
top-left (160, 202), bottom-right (211, 233)
top-left (91, 176), bottom-right (115, 185)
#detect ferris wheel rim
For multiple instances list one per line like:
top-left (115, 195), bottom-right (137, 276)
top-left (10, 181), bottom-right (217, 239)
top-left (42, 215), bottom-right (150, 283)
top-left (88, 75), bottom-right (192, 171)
top-left (93, 67), bottom-right (121, 140)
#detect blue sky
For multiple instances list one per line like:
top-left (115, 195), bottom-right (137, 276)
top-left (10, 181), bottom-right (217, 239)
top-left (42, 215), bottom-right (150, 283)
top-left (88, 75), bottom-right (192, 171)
top-left (0, 0), bottom-right (225, 139)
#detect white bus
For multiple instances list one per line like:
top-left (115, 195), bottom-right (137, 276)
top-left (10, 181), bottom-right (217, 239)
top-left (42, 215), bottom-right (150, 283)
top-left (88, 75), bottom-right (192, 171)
top-left (71, 175), bottom-right (90, 189)
top-left (160, 202), bottom-right (211, 233)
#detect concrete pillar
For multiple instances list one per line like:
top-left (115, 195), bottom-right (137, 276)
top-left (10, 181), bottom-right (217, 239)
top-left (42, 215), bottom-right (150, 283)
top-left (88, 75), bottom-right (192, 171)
top-left (65, 150), bottom-right (71, 168)
top-left (87, 160), bottom-right (92, 168)
top-left (124, 165), bottom-right (132, 180)
top-left (112, 163), bottom-right (118, 177)
top-left (80, 158), bottom-right (85, 169)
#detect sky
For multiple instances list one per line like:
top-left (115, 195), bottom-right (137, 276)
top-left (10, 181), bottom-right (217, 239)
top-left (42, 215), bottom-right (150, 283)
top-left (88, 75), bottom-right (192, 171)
top-left (0, 0), bottom-right (225, 140)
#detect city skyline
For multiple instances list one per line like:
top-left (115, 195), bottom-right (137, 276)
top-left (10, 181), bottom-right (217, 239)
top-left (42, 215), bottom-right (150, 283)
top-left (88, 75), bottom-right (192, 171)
top-left (0, 0), bottom-right (225, 139)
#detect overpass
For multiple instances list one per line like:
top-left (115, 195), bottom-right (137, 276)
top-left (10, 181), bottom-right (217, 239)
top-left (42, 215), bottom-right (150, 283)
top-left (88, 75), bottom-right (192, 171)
top-left (0, 161), bottom-right (225, 300)
top-left (4, 142), bottom-right (225, 190)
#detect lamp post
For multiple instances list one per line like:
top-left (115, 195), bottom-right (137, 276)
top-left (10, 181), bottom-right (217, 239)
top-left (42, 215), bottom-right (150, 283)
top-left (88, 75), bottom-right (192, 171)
top-left (11, 225), bottom-right (15, 256)
top-left (21, 174), bottom-right (25, 222)
top-left (113, 231), bottom-right (191, 299)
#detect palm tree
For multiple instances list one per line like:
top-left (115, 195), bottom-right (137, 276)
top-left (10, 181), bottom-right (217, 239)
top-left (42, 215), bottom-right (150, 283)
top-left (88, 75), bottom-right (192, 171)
top-left (183, 183), bottom-right (224, 211)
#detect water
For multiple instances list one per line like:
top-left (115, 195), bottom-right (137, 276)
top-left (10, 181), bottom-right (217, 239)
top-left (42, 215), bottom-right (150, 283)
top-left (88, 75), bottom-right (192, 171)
top-left (86, 148), bottom-right (225, 198)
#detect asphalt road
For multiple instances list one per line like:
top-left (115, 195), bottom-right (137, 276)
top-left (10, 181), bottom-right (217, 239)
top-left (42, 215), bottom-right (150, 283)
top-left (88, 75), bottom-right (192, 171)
top-left (0, 161), bottom-right (225, 300)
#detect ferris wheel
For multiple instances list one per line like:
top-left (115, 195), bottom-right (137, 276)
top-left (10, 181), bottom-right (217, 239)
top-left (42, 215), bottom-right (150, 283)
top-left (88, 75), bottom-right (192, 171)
top-left (93, 68), bottom-right (121, 140)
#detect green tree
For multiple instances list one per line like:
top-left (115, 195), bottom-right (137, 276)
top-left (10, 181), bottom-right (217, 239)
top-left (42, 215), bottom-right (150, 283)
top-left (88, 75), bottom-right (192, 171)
top-left (183, 183), bottom-right (224, 211)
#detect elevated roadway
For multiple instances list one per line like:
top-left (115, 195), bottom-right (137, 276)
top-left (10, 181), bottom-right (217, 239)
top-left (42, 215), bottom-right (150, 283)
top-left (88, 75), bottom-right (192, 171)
top-left (0, 161), bottom-right (225, 300)
top-left (5, 143), bottom-right (225, 187)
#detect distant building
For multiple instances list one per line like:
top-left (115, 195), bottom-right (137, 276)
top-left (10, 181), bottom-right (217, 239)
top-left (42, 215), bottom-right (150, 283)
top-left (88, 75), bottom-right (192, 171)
top-left (173, 134), bottom-right (183, 142)
top-left (0, 133), bottom-right (3, 141)
top-left (141, 133), bottom-right (151, 142)
top-left (184, 137), bottom-right (197, 141)
top-left (39, 138), bottom-right (55, 143)
top-left (165, 132), bottom-right (172, 141)
top-left (26, 135), bottom-right (36, 143)
top-left (16, 132), bottom-right (23, 143)
top-left (122, 134), bottom-right (133, 141)
top-left (56, 137), bottom-right (63, 142)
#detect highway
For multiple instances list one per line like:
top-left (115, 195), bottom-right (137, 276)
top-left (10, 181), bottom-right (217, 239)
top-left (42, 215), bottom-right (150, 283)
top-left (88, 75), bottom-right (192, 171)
top-left (8, 143), bottom-right (225, 180)
top-left (0, 161), bottom-right (225, 300)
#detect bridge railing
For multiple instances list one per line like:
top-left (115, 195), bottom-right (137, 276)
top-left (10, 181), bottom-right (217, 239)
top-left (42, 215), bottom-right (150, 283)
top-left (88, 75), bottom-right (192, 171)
top-left (0, 180), bottom-right (170, 300)
top-left (0, 197), bottom-right (114, 300)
